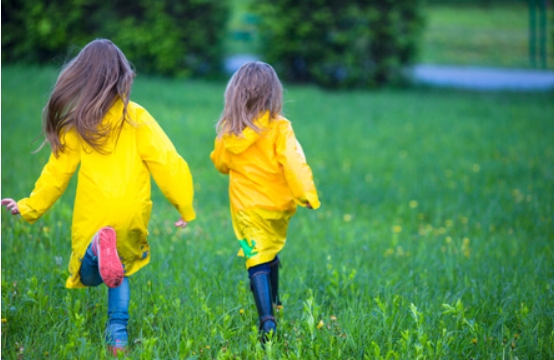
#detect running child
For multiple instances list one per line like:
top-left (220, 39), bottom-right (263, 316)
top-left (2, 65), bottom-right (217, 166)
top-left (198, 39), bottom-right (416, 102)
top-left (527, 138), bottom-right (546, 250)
top-left (210, 61), bottom-right (320, 340)
top-left (1, 39), bottom-right (196, 355)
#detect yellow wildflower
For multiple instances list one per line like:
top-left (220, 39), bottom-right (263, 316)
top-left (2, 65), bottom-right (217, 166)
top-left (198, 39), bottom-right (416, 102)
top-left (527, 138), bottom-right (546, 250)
top-left (317, 320), bottom-right (324, 329)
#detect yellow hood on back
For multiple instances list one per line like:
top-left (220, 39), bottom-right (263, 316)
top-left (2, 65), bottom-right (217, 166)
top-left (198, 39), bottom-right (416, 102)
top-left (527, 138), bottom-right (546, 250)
top-left (221, 112), bottom-right (270, 154)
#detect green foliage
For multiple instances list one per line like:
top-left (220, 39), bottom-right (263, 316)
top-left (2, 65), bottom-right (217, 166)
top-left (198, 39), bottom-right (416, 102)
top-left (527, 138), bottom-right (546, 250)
top-left (251, 0), bottom-right (424, 88)
top-left (2, 66), bottom-right (554, 358)
top-left (1, 0), bottom-right (228, 77)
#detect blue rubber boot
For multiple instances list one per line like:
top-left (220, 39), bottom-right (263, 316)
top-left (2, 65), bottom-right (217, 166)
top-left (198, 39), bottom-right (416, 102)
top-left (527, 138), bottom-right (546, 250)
top-left (268, 256), bottom-right (283, 310)
top-left (249, 266), bottom-right (277, 342)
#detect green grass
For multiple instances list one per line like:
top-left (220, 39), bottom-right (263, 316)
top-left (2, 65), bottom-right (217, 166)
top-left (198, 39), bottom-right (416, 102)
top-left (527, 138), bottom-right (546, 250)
top-left (421, 4), bottom-right (554, 69)
top-left (2, 65), bottom-right (554, 359)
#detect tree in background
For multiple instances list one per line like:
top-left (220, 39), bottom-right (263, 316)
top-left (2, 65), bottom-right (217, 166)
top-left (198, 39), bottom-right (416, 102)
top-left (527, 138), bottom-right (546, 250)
top-left (1, 0), bottom-right (228, 77)
top-left (252, 0), bottom-right (424, 88)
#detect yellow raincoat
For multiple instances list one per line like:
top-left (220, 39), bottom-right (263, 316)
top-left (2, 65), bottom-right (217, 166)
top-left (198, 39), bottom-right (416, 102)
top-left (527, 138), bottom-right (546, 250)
top-left (17, 100), bottom-right (196, 288)
top-left (210, 112), bottom-right (320, 268)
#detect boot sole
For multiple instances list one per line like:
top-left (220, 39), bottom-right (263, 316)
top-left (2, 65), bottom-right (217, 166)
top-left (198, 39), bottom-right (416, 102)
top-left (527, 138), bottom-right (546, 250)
top-left (96, 227), bottom-right (123, 288)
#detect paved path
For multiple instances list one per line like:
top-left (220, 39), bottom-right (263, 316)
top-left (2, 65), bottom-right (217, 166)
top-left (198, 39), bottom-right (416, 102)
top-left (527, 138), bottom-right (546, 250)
top-left (225, 55), bottom-right (554, 91)
top-left (412, 64), bottom-right (554, 91)
top-left (224, 54), bottom-right (260, 74)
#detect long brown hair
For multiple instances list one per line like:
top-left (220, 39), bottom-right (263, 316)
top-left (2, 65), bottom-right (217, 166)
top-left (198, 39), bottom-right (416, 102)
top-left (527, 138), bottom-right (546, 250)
top-left (216, 61), bottom-right (283, 137)
top-left (42, 39), bottom-right (135, 155)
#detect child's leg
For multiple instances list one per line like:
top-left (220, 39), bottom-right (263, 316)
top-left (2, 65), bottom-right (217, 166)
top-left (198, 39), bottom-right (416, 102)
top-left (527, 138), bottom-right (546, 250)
top-left (80, 243), bottom-right (103, 287)
top-left (80, 227), bottom-right (129, 354)
top-left (268, 256), bottom-right (282, 309)
top-left (248, 263), bottom-right (277, 339)
top-left (106, 277), bottom-right (130, 351)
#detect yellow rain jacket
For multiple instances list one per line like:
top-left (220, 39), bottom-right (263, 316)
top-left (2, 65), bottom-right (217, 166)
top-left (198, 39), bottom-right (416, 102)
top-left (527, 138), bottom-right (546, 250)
top-left (17, 100), bottom-right (196, 288)
top-left (210, 112), bottom-right (320, 268)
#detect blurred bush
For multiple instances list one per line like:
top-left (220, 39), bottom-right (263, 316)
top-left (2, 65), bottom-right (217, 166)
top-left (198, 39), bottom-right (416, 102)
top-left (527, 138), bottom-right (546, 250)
top-left (1, 0), bottom-right (228, 77)
top-left (252, 0), bottom-right (424, 88)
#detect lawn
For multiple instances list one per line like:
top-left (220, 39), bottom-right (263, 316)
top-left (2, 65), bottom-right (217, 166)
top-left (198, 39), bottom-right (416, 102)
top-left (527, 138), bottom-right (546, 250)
top-left (1, 65), bottom-right (554, 359)
top-left (421, 4), bottom-right (554, 69)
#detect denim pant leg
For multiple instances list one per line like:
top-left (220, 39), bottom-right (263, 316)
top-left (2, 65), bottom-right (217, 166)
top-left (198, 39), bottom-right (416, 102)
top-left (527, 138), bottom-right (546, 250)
top-left (106, 277), bottom-right (130, 346)
top-left (80, 242), bottom-right (130, 346)
top-left (80, 243), bottom-right (103, 287)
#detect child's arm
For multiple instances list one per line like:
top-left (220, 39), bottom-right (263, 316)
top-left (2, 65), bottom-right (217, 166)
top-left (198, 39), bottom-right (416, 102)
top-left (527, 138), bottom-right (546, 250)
top-left (137, 110), bottom-right (196, 224)
top-left (210, 137), bottom-right (230, 174)
top-left (276, 121), bottom-right (321, 209)
top-left (11, 133), bottom-right (81, 223)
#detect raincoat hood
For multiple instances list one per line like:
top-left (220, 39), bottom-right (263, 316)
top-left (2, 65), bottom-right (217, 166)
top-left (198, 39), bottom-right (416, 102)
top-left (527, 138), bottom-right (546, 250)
top-left (221, 112), bottom-right (270, 154)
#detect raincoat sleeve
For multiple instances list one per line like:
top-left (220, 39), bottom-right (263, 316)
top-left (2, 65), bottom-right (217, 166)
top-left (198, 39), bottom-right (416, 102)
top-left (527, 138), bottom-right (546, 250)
top-left (276, 121), bottom-right (321, 209)
top-left (17, 131), bottom-right (81, 224)
top-left (136, 110), bottom-right (196, 222)
top-left (210, 137), bottom-right (230, 174)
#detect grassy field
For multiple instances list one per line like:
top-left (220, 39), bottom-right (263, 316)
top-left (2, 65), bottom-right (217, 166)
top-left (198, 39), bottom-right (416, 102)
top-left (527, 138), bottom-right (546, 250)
top-left (2, 65), bottom-right (554, 359)
top-left (227, 2), bottom-right (554, 69)
top-left (421, 4), bottom-right (554, 69)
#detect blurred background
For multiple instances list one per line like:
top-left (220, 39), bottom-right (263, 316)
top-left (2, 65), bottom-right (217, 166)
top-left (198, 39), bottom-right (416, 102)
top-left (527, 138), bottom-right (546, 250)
top-left (2, 0), bottom-right (553, 89)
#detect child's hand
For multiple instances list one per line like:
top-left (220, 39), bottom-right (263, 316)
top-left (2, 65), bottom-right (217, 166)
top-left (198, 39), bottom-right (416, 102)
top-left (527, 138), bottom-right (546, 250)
top-left (1, 198), bottom-right (20, 215)
top-left (175, 217), bottom-right (188, 229)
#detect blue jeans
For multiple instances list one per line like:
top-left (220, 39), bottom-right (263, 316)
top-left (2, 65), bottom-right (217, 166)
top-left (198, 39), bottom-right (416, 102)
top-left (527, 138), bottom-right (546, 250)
top-left (80, 244), bottom-right (129, 346)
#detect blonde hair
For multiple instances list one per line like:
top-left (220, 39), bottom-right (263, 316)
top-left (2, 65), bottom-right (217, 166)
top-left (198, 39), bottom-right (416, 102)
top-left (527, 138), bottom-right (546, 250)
top-left (216, 61), bottom-right (283, 136)
top-left (42, 39), bottom-right (135, 155)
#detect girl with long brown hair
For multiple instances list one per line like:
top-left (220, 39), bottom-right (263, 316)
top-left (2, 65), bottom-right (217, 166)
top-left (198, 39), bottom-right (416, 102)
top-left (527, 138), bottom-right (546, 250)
top-left (210, 61), bottom-right (320, 341)
top-left (1, 39), bottom-right (196, 355)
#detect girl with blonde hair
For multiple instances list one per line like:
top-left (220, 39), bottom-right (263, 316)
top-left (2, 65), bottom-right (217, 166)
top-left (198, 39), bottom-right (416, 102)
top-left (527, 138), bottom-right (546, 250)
top-left (1, 39), bottom-right (196, 355)
top-left (210, 61), bottom-right (320, 340)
